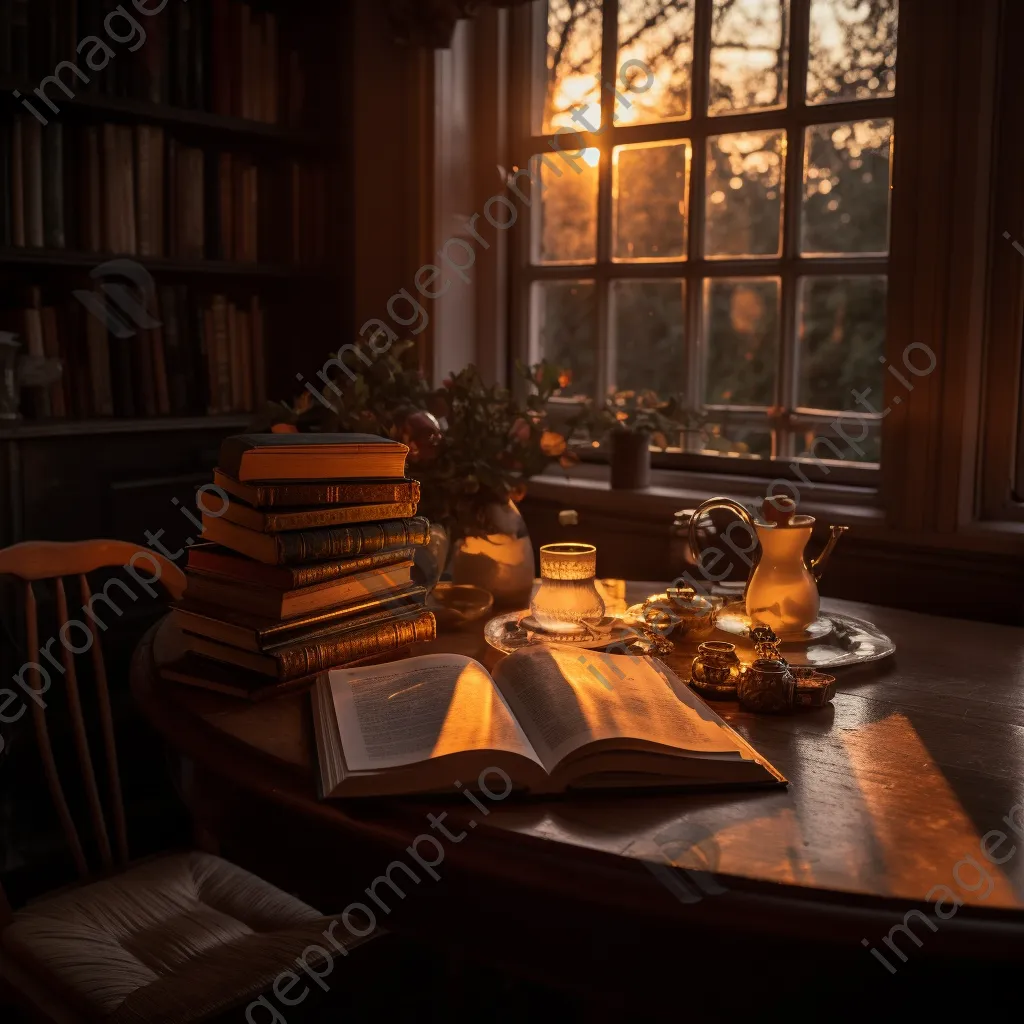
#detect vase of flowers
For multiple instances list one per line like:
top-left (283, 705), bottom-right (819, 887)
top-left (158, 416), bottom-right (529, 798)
top-left (571, 390), bottom-right (701, 491)
top-left (261, 342), bottom-right (576, 607)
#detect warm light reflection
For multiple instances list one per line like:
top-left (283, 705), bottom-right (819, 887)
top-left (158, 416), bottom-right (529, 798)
top-left (582, 147), bottom-right (600, 167)
top-left (428, 662), bottom-right (529, 758)
top-left (842, 711), bottom-right (1022, 906)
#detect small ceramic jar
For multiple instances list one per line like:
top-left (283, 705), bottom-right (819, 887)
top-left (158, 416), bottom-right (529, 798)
top-left (690, 641), bottom-right (742, 700)
top-left (791, 668), bottom-right (837, 708)
top-left (737, 658), bottom-right (795, 713)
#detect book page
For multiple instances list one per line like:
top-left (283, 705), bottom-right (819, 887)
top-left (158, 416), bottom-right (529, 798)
top-left (329, 654), bottom-right (543, 772)
top-left (492, 646), bottom-right (744, 770)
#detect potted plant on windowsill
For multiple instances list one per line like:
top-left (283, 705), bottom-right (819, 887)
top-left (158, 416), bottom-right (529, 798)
top-left (570, 390), bottom-right (701, 490)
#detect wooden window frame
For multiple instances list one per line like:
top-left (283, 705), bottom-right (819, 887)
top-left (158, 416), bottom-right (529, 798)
top-left (508, 0), bottom-right (894, 485)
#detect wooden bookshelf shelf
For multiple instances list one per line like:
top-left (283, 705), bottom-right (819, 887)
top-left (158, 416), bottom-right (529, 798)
top-left (0, 248), bottom-right (335, 279)
top-left (0, 413), bottom-right (252, 441)
top-left (0, 82), bottom-right (331, 151)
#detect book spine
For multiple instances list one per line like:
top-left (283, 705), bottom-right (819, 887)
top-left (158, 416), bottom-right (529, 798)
top-left (151, 319), bottom-right (171, 415)
top-left (261, 597), bottom-right (427, 649)
top-left (218, 151), bottom-right (232, 260)
top-left (248, 480), bottom-right (420, 508)
top-left (23, 295), bottom-right (49, 418)
top-left (250, 295), bottom-right (266, 406)
top-left (286, 547), bottom-right (417, 588)
top-left (211, 293), bottom-right (232, 412)
top-left (151, 127), bottom-right (165, 257)
top-left (261, 503), bottom-right (416, 533)
top-left (135, 125), bottom-right (152, 255)
top-left (119, 126), bottom-right (136, 254)
top-left (39, 305), bottom-right (65, 417)
top-left (276, 611), bottom-right (436, 681)
top-left (227, 298), bottom-right (241, 410)
top-left (0, 121), bottom-right (11, 248)
top-left (41, 122), bottom-right (64, 249)
top-left (101, 123), bottom-right (118, 251)
top-left (23, 117), bottom-right (43, 248)
top-left (278, 518), bottom-right (431, 564)
top-left (85, 293), bottom-right (114, 416)
top-left (11, 117), bottom-right (24, 247)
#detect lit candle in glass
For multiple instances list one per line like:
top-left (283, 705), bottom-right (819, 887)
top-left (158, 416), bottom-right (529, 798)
top-left (530, 543), bottom-right (606, 633)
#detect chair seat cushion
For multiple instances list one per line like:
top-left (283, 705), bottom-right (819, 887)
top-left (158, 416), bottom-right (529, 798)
top-left (0, 851), bottom-right (368, 1024)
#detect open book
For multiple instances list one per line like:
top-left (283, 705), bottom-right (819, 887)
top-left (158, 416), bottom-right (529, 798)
top-left (311, 646), bottom-right (786, 798)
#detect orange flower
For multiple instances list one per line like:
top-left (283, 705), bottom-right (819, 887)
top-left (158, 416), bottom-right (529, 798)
top-left (271, 423), bottom-right (299, 433)
top-left (540, 430), bottom-right (567, 456)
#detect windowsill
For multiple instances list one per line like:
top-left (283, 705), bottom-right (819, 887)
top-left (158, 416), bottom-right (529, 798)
top-left (527, 462), bottom-right (884, 525)
top-left (525, 464), bottom-right (1024, 556)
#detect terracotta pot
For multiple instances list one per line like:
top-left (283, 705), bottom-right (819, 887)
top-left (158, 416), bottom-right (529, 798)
top-left (449, 501), bottom-right (535, 610)
top-left (609, 429), bottom-right (651, 490)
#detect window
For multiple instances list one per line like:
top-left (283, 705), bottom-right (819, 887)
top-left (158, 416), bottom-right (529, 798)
top-left (512, 0), bottom-right (898, 469)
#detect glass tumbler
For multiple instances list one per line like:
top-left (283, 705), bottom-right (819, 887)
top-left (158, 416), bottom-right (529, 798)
top-left (530, 543), bottom-right (606, 633)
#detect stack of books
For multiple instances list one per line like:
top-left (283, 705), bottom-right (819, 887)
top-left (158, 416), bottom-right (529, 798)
top-left (163, 433), bottom-right (437, 699)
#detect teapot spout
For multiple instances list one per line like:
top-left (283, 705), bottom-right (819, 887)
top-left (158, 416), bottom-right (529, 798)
top-left (809, 525), bottom-right (849, 582)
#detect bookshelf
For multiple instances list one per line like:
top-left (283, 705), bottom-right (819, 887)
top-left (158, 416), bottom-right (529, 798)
top-left (0, 0), bottom-right (349, 544)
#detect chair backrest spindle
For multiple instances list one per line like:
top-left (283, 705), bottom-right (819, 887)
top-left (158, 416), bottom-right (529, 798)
top-left (54, 576), bottom-right (114, 873)
top-left (80, 574), bottom-right (130, 868)
top-left (23, 580), bottom-right (90, 879)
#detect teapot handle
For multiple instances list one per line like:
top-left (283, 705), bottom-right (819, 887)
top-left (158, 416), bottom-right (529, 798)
top-left (809, 524), bottom-right (849, 582)
top-left (687, 497), bottom-right (756, 574)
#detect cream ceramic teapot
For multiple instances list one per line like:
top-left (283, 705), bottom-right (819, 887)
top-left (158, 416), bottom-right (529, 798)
top-left (688, 496), bottom-right (848, 637)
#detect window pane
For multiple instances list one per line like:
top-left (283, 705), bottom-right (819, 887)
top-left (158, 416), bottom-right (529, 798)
top-left (541, 0), bottom-right (603, 133)
top-left (613, 140), bottom-right (690, 261)
top-left (616, 0), bottom-right (695, 124)
top-left (797, 275), bottom-right (887, 411)
top-left (794, 420), bottom-right (881, 464)
top-left (709, 0), bottom-right (789, 115)
top-left (703, 278), bottom-right (780, 407)
top-left (801, 119), bottom-right (892, 256)
top-left (807, 0), bottom-right (898, 105)
top-left (534, 152), bottom-right (599, 264)
top-left (705, 130), bottom-right (785, 258)
top-left (694, 421), bottom-right (774, 458)
top-left (611, 280), bottom-right (687, 394)
top-left (531, 281), bottom-right (598, 398)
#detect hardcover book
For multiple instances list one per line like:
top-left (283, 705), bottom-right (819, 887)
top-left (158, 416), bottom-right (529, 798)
top-left (311, 647), bottom-right (786, 799)
top-left (212, 470), bottom-right (421, 509)
top-left (219, 433), bottom-right (409, 483)
top-left (180, 608), bottom-right (436, 681)
top-left (159, 648), bottom-right (413, 701)
top-left (170, 588), bottom-right (428, 653)
top-left (216, 497), bottom-right (419, 534)
top-left (181, 560), bottom-right (418, 619)
top-left (200, 514), bottom-right (431, 566)
top-left (186, 543), bottom-right (417, 589)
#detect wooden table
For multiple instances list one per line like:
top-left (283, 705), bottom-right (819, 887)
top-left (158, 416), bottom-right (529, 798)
top-left (131, 584), bottom-right (1024, 985)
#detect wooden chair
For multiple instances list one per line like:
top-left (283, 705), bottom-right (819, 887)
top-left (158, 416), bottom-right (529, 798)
top-left (0, 541), bottom-right (376, 1023)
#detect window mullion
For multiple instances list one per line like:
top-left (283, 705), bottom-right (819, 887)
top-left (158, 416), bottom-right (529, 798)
top-left (595, 0), bottom-right (619, 396)
top-left (778, 0), bottom-right (811, 459)
top-left (687, 0), bottom-right (713, 426)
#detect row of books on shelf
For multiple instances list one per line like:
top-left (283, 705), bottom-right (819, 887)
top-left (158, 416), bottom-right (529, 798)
top-left (2, 286), bottom-right (267, 420)
top-left (0, 115), bottom-right (331, 263)
top-left (0, 0), bottom-right (308, 127)
top-left (164, 434), bottom-right (435, 699)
